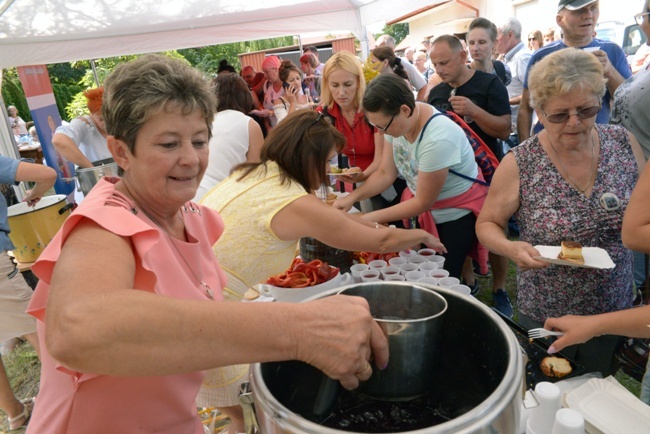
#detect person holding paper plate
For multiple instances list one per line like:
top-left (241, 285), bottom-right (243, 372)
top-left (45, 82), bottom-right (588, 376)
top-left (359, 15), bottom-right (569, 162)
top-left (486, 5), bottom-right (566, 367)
top-left (545, 160), bottom-right (650, 404)
top-left (476, 48), bottom-right (645, 376)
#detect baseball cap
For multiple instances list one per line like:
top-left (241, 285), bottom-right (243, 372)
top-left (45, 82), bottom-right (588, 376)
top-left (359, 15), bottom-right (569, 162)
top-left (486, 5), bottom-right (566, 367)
top-left (557, 0), bottom-right (598, 12)
top-left (557, 0), bottom-right (597, 12)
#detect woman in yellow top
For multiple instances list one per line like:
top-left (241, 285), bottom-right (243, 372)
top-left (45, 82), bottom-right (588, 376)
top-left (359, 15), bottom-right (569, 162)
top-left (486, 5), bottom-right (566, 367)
top-left (201, 109), bottom-right (445, 300)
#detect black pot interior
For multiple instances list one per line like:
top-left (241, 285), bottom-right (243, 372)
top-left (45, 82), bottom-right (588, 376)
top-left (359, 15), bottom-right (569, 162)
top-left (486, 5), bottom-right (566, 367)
top-left (260, 290), bottom-right (511, 432)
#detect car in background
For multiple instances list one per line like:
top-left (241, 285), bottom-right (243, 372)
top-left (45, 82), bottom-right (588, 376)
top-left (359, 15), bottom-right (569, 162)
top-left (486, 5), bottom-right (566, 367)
top-left (596, 21), bottom-right (647, 66)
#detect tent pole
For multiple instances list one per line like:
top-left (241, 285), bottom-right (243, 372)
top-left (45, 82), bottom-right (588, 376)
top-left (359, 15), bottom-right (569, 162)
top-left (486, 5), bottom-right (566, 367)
top-left (90, 59), bottom-right (100, 87)
top-left (297, 35), bottom-right (303, 56)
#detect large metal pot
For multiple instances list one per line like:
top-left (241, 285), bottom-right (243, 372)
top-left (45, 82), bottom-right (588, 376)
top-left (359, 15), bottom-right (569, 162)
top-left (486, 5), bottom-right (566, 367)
top-left (7, 194), bottom-right (73, 263)
top-left (243, 282), bottom-right (524, 434)
top-left (65, 158), bottom-right (119, 197)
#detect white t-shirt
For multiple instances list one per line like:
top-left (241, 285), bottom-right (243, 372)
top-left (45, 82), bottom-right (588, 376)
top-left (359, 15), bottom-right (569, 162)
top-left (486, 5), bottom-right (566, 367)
top-left (194, 110), bottom-right (252, 201)
top-left (55, 116), bottom-right (110, 164)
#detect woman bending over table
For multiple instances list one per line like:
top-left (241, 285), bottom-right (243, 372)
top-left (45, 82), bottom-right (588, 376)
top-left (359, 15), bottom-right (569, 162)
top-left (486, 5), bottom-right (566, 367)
top-left (333, 74), bottom-right (486, 281)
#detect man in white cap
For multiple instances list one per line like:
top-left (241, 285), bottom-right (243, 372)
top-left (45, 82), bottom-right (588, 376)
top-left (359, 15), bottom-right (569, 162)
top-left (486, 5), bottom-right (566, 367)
top-left (517, 0), bottom-right (631, 141)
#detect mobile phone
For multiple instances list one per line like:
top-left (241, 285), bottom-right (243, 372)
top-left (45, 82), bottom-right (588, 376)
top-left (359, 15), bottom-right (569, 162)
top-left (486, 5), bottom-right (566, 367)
top-left (282, 81), bottom-right (290, 89)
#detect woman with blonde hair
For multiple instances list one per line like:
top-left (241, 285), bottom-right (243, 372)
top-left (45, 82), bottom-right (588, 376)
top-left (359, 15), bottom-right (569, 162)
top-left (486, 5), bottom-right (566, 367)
top-left (319, 51), bottom-right (405, 214)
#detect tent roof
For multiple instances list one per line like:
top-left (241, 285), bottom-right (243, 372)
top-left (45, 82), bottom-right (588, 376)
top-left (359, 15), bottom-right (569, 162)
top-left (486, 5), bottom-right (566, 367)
top-left (0, 0), bottom-right (443, 69)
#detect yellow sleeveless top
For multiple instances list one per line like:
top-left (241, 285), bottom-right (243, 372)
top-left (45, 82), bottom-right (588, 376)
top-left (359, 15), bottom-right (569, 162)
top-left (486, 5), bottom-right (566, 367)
top-left (200, 161), bottom-right (308, 300)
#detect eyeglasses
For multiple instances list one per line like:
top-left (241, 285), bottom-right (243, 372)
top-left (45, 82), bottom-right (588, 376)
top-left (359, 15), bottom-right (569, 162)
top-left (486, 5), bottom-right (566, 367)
top-left (634, 11), bottom-right (650, 26)
top-left (528, 37), bottom-right (536, 41)
top-left (370, 113), bottom-right (396, 132)
top-left (541, 105), bottom-right (601, 123)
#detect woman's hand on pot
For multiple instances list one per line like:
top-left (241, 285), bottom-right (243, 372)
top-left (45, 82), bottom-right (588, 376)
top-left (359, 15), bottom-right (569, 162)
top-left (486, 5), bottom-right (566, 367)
top-left (294, 295), bottom-right (389, 390)
top-left (22, 190), bottom-right (43, 207)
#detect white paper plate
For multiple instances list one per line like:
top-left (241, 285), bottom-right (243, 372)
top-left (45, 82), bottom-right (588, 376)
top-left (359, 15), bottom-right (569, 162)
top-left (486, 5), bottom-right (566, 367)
top-left (327, 171), bottom-right (361, 177)
top-left (534, 246), bottom-right (615, 269)
top-left (256, 272), bottom-right (353, 303)
top-left (566, 377), bottom-right (650, 434)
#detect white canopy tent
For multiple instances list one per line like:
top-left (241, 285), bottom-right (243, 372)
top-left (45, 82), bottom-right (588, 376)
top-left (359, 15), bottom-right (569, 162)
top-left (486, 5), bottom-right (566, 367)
top-left (0, 0), bottom-right (443, 181)
top-left (0, 0), bottom-right (445, 69)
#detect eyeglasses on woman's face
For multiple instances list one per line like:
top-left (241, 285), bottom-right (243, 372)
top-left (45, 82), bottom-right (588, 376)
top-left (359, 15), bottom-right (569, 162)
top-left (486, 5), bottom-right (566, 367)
top-left (541, 104), bottom-right (601, 123)
top-left (369, 113), bottom-right (396, 132)
top-left (635, 11), bottom-right (650, 26)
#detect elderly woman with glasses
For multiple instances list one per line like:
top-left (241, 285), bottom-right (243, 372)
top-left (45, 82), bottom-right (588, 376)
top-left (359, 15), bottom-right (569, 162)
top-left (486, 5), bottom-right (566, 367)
top-left (476, 48), bottom-right (645, 376)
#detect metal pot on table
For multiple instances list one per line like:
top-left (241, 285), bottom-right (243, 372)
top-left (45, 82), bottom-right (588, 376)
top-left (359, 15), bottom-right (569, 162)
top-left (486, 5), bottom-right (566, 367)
top-left (64, 158), bottom-right (119, 197)
top-left (241, 282), bottom-right (525, 434)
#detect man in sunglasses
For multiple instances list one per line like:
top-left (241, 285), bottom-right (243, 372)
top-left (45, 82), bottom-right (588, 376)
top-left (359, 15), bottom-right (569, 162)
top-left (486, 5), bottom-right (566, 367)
top-left (517, 0), bottom-right (631, 142)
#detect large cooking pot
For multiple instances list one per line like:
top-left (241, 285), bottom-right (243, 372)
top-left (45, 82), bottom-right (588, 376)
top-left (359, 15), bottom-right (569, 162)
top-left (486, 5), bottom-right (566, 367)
top-left (7, 194), bottom-right (73, 263)
top-left (243, 282), bottom-right (524, 434)
top-left (65, 158), bottom-right (119, 197)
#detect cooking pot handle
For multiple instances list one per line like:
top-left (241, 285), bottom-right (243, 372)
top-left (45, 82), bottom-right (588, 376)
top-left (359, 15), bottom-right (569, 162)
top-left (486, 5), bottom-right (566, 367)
top-left (58, 203), bottom-right (75, 215)
top-left (239, 382), bottom-right (260, 434)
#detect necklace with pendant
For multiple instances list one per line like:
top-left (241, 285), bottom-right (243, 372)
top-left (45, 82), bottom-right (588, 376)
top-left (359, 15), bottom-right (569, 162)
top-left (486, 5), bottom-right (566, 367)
top-left (547, 129), bottom-right (597, 195)
top-left (134, 203), bottom-right (214, 300)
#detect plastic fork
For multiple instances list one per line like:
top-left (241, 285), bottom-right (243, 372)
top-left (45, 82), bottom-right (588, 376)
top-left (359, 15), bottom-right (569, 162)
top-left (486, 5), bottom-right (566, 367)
top-left (527, 328), bottom-right (565, 339)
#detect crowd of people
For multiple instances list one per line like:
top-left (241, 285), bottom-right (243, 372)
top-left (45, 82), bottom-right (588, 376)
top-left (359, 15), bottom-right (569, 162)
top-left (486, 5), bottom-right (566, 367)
top-left (1, 0), bottom-right (650, 432)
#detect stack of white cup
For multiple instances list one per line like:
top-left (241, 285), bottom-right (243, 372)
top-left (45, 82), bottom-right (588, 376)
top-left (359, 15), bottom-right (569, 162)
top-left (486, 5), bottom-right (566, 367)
top-left (526, 382), bottom-right (585, 434)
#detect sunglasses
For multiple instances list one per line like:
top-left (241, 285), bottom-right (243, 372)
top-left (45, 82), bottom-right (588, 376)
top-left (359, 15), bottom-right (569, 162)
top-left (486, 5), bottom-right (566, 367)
top-left (541, 105), bottom-right (601, 123)
top-left (370, 113), bottom-right (396, 132)
top-left (635, 11), bottom-right (650, 26)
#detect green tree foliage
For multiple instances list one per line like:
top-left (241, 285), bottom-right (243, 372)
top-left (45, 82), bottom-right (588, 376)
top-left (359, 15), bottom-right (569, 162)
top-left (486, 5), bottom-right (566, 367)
top-left (179, 36), bottom-right (295, 75)
top-left (376, 23), bottom-right (410, 46)
top-left (1, 70), bottom-right (30, 122)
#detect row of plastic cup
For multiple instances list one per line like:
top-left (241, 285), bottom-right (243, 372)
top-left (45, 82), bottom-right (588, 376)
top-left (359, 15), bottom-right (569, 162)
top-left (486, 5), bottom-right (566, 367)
top-left (349, 264), bottom-right (471, 296)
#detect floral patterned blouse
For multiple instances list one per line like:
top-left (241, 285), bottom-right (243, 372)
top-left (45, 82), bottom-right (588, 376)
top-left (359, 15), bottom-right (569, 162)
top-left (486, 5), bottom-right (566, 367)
top-left (512, 124), bottom-right (638, 322)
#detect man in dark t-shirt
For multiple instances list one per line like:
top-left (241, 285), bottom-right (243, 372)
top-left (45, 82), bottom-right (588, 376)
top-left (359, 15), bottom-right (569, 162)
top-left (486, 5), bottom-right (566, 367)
top-left (427, 35), bottom-right (511, 160)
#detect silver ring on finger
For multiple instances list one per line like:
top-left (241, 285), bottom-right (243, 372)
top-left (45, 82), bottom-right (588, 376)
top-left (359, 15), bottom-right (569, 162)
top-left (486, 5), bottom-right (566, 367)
top-left (354, 361), bottom-right (372, 378)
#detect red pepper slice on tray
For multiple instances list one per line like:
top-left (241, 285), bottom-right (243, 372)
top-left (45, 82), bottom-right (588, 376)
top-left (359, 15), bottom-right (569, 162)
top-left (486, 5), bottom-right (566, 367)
top-left (265, 258), bottom-right (338, 288)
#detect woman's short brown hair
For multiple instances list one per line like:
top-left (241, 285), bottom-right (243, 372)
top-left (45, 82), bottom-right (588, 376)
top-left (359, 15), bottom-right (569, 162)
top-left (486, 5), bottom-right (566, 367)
top-left (213, 74), bottom-right (252, 114)
top-left (103, 54), bottom-right (215, 155)
top-left (528, 48), bottom-right (606, 110)
top-left (234, 110), bottom-right (345, 192)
